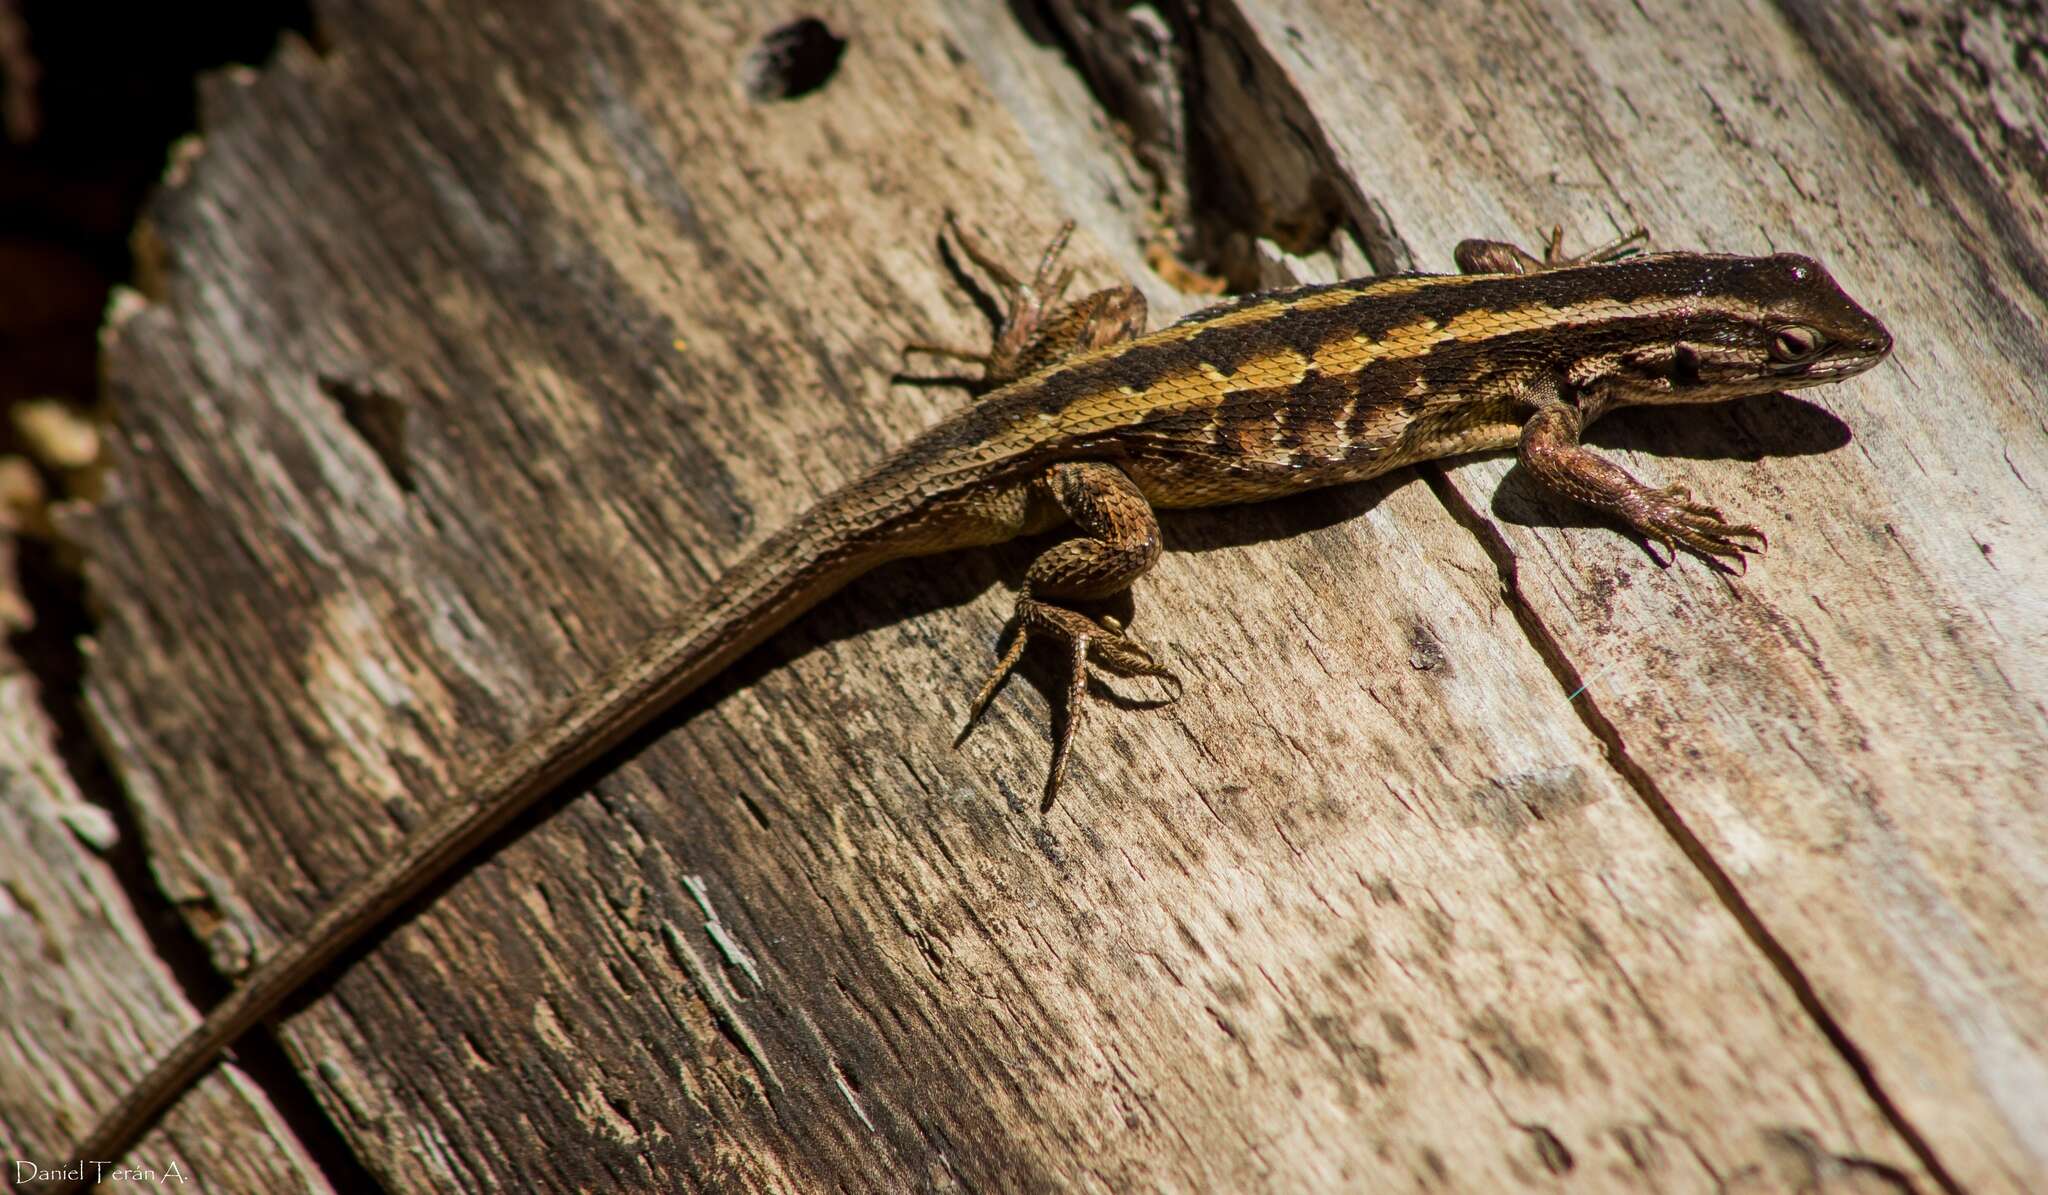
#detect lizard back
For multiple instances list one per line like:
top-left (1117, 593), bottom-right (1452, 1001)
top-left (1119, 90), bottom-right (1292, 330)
top-left (888, 251), bottom-right (1884, 510)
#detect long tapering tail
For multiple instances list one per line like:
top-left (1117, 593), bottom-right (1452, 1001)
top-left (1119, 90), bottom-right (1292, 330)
top-left (43, 492), bottom-right (907, 1187)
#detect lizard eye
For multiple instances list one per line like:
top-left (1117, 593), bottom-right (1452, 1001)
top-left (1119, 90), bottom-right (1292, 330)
top-left (1769, 325), bottom-right (1824, 363)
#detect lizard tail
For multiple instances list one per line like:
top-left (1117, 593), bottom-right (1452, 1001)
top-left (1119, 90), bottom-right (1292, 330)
top-left (46, 487), bottom-right (910, 1187)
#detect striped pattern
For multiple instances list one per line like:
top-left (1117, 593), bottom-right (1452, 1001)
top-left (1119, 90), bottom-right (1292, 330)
top-left (879, 249), bottom-right (1886, 513)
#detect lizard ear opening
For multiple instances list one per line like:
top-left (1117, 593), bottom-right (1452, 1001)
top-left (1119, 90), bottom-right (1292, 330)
top-left (1671, 343), bottom-right (1702, 384)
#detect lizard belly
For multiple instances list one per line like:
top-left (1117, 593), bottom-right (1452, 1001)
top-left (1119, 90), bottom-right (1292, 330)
top-left (1121, 452), bottom-right (1400, 508)
top-left (1116, 410), bottom-right (1523, 510)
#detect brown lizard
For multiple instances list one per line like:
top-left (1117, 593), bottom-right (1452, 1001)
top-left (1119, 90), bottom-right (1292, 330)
top-left (43, 221), bottom-right (1892, 1185)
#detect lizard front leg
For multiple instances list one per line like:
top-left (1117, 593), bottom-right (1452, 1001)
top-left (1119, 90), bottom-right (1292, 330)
top-left (1519, 398), bottom-right (1766, 566)
top-left (962, 460), bottom-right (1177, 800)
top-left (1467, 228), bottom-right (1765, 565)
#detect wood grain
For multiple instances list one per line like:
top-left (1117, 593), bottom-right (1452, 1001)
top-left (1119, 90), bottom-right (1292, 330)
top-left (0, 661), bottom-right (329, 1192)
top-left (4, 0), bottom-right (2038, 1191)
top-left (1213, 2), bottom-right (2046, 1189)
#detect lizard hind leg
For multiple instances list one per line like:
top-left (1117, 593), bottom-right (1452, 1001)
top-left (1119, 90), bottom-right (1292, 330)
top-left (906, 211), bottom-right (1149, 387)
top-left (1454, 224), bottom-right (1650, 276)
top-left (957, 461), bottom-right (1179, 804)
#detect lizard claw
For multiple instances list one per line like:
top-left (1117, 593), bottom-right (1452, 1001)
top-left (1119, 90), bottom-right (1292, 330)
top-left (955, 599), bottom-right (1181, 803)
top-left (957, 620), bottom-right (1030, 744)
top-left (1039, 607), bottom-right (1179, 804)
top-left (1635, 483), bottom-right (1767, 569)
top-left (909, 214), bottom-right (1116, 388)
top-left (1560, 225), bottom-right (1650, 266)
top-left (1457, 225), bottom-right (1651, 275)
top-left (1087, 615), bottom-right (1181, 701)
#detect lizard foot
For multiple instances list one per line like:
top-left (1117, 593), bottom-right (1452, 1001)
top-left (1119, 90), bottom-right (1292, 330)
top-left (1454, 224), bottom-right (1649, 276)
top-left (905, 212), bottom-right (1147, 388)
top-left (1628, 483), bottom-right (1768, 570)
top-left (959, 598), bottom-right (1180, 803)
top-left (902, 211), bottom-right (1076, 382)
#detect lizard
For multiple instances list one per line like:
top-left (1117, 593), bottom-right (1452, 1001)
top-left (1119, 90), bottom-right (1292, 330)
top-left (43, 218), bottom-right (1892, 1185)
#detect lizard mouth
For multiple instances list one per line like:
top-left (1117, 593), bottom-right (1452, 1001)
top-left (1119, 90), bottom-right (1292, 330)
top-left (1776, 335), bottom-right (1892, 387)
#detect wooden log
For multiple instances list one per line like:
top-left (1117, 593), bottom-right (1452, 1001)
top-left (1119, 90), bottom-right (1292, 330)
top-left (0, 660), bottom-right (329, 1192)
top-left (4, 0), bottom-right (2039, 1190)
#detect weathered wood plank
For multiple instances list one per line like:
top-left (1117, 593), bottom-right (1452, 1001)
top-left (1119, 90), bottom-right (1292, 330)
top-left (7, 0), bottom-right (2035, 1190)
top-left (1186, 2), bottom-right (2045, 1189)
top-left (0, 662), bottom-right (328, 1192)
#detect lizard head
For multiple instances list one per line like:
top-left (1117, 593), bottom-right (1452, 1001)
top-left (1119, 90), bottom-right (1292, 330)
top-left (1602, 253), bottom-right (1893, 406)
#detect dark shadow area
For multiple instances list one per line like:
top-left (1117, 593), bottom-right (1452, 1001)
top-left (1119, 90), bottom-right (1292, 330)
top-left (1, 4), bottom-right (378, 1190)
top-left (0, 4), bottom-right (313, 406)
top-left (737, 17), bottom-right (847, 104)
top-left (1489, 392), bottom-right (1854, 536)
top-left (1592, 391), bottom-right (1853, 462)
top-left (1163, 470), bottom-right (1407, 555)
